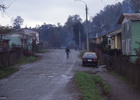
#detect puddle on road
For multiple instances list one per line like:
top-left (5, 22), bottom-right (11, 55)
top-left (61, 74), bottom-right (72, 78)
top-left (38, 74), bottom-right (46, 78)
top-left (48, 76), bottom-right (54, 78)
top-left (60, 74), bottom-right (72, 83)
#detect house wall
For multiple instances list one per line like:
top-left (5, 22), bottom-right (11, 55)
top-left (131, 20), bottom-right (140, 55)
top-left (115, 35), bottom-right (121, 50)
top-left (2, 34), bottom-right (32, 50)
top-left (2, 35), bottom-right (22, 47)
top-left (111, 36), bottom-right (115, 49)
top-left (96, 37), bottom-right (100, 44)
top-left (101, 37), bottom-right (104, 43)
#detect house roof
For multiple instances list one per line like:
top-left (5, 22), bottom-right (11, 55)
top-left (2, 28), bottom-right (38, 37)
top-left (118, 13), bottom-right (140, 24)
top-left (108, 28), bottom-right (121, 37)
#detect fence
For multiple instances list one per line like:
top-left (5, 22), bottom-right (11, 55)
top-left (0, 48), bottom-right (23, 67)
top-left (95, 48), bottom-right (140, 87)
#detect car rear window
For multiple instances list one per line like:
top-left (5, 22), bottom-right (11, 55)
top-left (83, 53), bottom-right (97, 58)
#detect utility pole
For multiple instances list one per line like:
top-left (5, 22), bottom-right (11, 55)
top-left (85, 4), bottom-right (89, 51)
top-left (75, 0), bottom-right (89, 51)
top-left (79, 30), bottom-right (81, 50)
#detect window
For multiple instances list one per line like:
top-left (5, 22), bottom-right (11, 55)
top-left (21, 39), bottom-right (27, 45)
top-left (108, 38), bottom-right (112, 45)
top-left (126, 39), bottom-right (131, 55)
top-left (21, 39), bottom-right (24, 45)
top-left (122, 40), bottom-right (125, 53)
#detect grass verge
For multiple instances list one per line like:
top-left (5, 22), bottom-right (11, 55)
top-left (0, 55), bottom-right (39, 79)
top-left (0, 67), bottom-right (19, 79)
top-left (76, 72), bottom-right (106, 100)
top-left (93, 75), bottom-right (111, 94)
top-left (16, 55), bottom-right (39, 64)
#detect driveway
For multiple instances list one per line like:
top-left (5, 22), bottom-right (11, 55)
top-left (0, 49), bottom-right (95, 100)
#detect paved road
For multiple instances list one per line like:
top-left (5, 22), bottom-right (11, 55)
top-left (0, 49), bottom-right (95, 100)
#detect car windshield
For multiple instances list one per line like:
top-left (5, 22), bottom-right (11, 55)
top-left (83, 53), bottom-right (97, 58)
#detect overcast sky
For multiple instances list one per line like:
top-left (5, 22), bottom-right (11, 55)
top-left (0, 0), bottom-right (124, 27)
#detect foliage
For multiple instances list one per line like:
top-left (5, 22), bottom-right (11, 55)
top-left (104, 49), bottom-right (122, 56)
top-left (35, 15), bottom-right (86, 49)
top-left (130, 0), bottom-right (140, 12)
top-left (76, 72), bottom-right (105, 100)
top-left (89, 42), bottom-right (97, 52)
top-left (89, 0), bottom-right (133, 38)
top-left (134, 41), bottom-right (140, 56)
top-left (32, 40), bottom-right (39, 52)
top-left (134, 41), bottom-right (140, 64)
top-left (35, 24), bottom-right (67, 48)
top-left (100, 37), bottom-right (108, 47)
top-left (16, 55), bottom-right (38, 64)
top-left (0, 26), bottom-right (13, 34)
top-left (12, 16), bottom-right (24, 29)
top-left (0, 67), bottom-right (19, 79)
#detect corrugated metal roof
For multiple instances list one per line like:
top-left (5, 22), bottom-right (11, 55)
top-left (118, 13), bottom-right (140, 24)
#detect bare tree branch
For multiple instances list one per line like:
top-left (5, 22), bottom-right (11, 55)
top-left (0, 4), bottom-right (7, 12)
top-left (0, 1), bottom-right (15, 13)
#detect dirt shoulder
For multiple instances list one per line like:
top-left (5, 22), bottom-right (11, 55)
top-left (97, 72), bottom-right (140, 100)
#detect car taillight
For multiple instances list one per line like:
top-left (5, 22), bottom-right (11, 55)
top-left (83, 59), bottom-right (86, 61)
top-left (93, 59), bottom-right (97, 61)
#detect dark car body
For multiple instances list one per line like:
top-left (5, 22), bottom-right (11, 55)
top-left (82, 52), bottom-right (98, 67)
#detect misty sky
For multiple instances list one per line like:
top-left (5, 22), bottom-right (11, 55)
top-left (0, 0), bottom-right (124, 27)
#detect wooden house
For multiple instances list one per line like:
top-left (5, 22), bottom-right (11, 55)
top-left (118, 13), bottom-right (140, 62)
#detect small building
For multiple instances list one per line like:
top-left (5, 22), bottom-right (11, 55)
top-left (118, 13), bottom-right (140, 62)
top-left (0, 29), bottom-right (39, 50)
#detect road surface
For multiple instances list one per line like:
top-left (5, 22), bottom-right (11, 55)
top-left (1, 49), bottom-right (140, 100)
top-left (0, 49), bottom-right (95, 100)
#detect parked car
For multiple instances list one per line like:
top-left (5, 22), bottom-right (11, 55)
top-left (82, 52), bottom-right (98, 67)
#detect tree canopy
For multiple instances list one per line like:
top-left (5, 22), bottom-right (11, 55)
top-left (12, 16), bottom-right (24, 29)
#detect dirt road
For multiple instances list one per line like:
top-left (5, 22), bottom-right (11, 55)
top-left (0, 49), bottom-right (95, 100)
top-left (1, 49), bottom-right (140, 100)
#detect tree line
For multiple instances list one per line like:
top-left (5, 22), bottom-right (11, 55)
top-left (0, 0), bottom-right (140, 49)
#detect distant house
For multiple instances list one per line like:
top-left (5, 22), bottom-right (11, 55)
top-left (96, 34), bottom-right (103, 44)
top-left (118, 13), bottom-right (140, 62)
top-left (107, 28), bottom-right (121, 50)
top-left (0, 29), bottom-right (39, 50)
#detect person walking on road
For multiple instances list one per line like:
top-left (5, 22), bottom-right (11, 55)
top-left (65, 47), bottom-right (71, 59)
